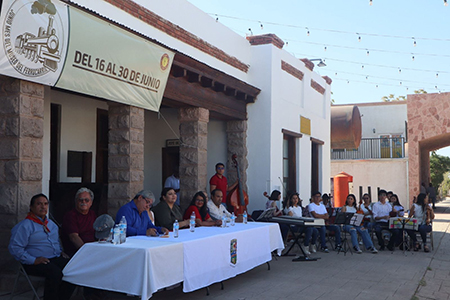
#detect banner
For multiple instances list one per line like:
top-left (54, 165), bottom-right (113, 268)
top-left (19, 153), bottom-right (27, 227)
top-left (55, 7), bottom-right (174, 112)
top-left (0, 0), bottom-right (69, 85)
top-left (0, 0), bottom-right (174, 112)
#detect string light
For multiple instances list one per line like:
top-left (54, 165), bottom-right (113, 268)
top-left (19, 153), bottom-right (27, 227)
top-left (445, 0), bottom-right (448, 6)
top-left (362, 65), bottom-right (364, 69)
top-left (306, 27), bottom-right (310, 36)
top-left (376, 85), bottom-right (378, 88)
top-left (436, 73), bottom-right (439, 78)
top-left (413, 37), bottom-right (417, 47)
top-left (369, 0), bottom-right (373, 5)
top-left (248, 28), bottom-right (253, 35)
top-left (358, 34), bottom-right (361, 42)
top-left (412, 55), bottom-right (415, 61)
top-left (400, 82), bottom-right (402, 85)
top-left (324, 46), bottom-right (327, 51)
top-left (366, 76), bottom-right (369, 80)
top-left (366, 50), bottom-right (370, 56)
top-left (398, 68), bottom-right (402, 73)
top-left (260, 22), bottom-right (263, 29)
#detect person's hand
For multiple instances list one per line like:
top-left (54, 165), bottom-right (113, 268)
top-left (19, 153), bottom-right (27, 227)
top-left (146, 228), bottom-right (158, 236)
top-left (61, 252), bottom-right (70, 259)
top-left (161, 227), bottom-right (169, 235)
top-left (34, 257), bottom-right (49, 265)
top-left (215, 219), bottom-right (222, 226)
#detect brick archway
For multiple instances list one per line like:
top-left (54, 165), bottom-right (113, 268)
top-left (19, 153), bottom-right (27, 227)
top-left (408, 92), bottom-right (450, 204)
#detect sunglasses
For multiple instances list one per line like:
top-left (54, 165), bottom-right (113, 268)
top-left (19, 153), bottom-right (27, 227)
top-left (78, 198), bottom-right (91, 203)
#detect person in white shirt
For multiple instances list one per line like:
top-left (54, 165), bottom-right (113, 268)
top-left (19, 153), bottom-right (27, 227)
top-left (207, 189), bottom-right (232, 221)
top-left (373, 189), bottom-right (399, 251)
top-left (309, 191), bottom-right (342, 252)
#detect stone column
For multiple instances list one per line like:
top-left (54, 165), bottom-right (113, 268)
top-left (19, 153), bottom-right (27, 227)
top-left (178, 107), bottom-right (209, 211)
top-left (226, 120), bottom-right (248, 192)
top-left (0, 76), bottom-right (44, 288)
top-left (108, 103), bottom-right (144, 218)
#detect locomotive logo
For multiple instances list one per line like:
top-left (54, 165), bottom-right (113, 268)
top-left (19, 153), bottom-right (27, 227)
top-left (2, 0), bottom-right (66, 77)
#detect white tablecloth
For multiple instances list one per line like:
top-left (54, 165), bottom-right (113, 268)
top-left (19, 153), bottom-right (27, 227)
top-left (63, 238), bottom-right (183, 300)
top-left (132, 222), bottom-right (284, 292)
top-left (63, 222), bottom-right (283, 298)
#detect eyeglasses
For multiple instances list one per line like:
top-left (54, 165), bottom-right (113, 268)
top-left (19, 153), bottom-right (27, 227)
top-left (144, 198), bottom-right (152, 205)
top-left (78, 198), bottom-right (91, 203)
top-left (195, 198), bottom-right (205, 203)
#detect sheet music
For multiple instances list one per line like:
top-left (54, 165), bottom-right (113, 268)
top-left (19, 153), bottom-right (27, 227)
top-left (349, 214), bottom-right (364, 226)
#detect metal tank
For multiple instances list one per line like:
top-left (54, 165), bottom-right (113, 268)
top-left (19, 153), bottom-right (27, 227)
top-left (331, 105), bottom-right (362, 149)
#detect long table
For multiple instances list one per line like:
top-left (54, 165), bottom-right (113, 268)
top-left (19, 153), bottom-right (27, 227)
top-left (63, 222), bottom-right (284, 299)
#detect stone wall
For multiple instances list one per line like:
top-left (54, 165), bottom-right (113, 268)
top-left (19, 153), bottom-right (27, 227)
top-left (0, 76), bottom-right (44, 288)
top-left (108, 103), bottom-right (145, 218)
top-left (407, 92), bottom-right (450, 205)
top-left (178, 107), bottom-right (209, 212)
top-left (226, 120), bottom-right (248, 193)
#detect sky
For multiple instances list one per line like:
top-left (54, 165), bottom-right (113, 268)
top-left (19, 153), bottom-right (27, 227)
top-left (187, 0), bottom-right (450, 156)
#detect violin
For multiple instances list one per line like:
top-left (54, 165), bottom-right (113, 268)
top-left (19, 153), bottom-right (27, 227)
top-left (227, 154), bottom-right (249, 216)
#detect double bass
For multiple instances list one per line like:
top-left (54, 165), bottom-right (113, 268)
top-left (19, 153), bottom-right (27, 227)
top-left (227, 154), bottom-right (249, 216)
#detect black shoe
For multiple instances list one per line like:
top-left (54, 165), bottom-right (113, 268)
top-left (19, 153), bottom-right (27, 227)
top-left (379, 245), bottom-right (385, 251)
top-left (387, 245), bottom-right (394, 251)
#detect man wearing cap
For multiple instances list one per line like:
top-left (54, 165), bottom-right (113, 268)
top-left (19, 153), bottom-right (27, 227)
top-left (116, 190), bottom-right (169, 236)
top-left (62, 187), bottom-right (97, 257)
top-left (9, 194), bottom-right (75, 300)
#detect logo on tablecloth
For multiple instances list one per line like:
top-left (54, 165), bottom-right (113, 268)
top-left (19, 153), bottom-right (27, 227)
top-left (230, 238), bottom-right (237, 266)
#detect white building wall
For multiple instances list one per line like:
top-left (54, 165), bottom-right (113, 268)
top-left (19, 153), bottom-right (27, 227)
top-left (42, 88), bottom-right (108, 195)
top-left (331, 159), bottom-right (409, 207)
top-left (357, 102), bottom-right (407, 138)
top-left (247, 44), bottom-right (331, 212)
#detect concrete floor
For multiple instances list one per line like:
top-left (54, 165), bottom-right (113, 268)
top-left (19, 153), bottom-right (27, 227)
top-left (3, 199), bottom-right (450, 300)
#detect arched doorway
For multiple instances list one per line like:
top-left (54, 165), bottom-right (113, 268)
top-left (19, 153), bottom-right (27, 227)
top-left (407, 92), bottom-right (450, 205)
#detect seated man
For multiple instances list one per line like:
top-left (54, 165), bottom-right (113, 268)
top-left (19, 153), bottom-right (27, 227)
top-left (373, 189), bottom-right (399, 251)
top-left (9, 194), bottom-right (75, 300)
top-left (116, 190), bottom-right (169, 236)
top-left (207, 189), bottom-right (232, 221)
top-left (308, 191), bottom-right (342, 253)
top-left (62, 187), bottom-right (97, 257)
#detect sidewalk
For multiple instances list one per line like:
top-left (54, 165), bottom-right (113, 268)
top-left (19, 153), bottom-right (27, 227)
top-left (3, 198), bottom-right (450, 300)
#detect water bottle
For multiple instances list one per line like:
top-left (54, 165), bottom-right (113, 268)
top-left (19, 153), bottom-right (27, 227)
top-left (231, 212), bottom-right (236, 226)
top-left (190, 211), bottom-right (195, 232)
top-left (173, 220), bottom-right (179, 238)
top-left (222, 214), bottom-right (227, 228)
top-left (119, 216), bottom-right (127, 243)
top-left (113, 225), bottom-right (121, 245)
top-left (243, 210), bottom-right (248, 224)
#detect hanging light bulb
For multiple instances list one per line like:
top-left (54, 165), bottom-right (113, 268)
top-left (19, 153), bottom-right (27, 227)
top-left (366, 50), bottom-right (370, 56)
top-left (400, 82), bottom-right (402, 85)
top-left (376, 85), bottom-right (378, 88)
top-left (366, 76), bottom-right (368, 80)
top-left (358, 35), bottom-right (361, 42)
top-left (445, 0), bottom-right (448, 6)
top-left (215, 16), bottom-right (219, 22)
top-left (398, 68), bottom-right (402, 73)
top-left (435, 85), bottom-right (438, 89)
top-left (306, 28), bottom-right (310, 36)
top-left (260, 22), bottom-right (263, 30)
top-left (362, 65), bottom-right (364, 69)
top-left (369, 0), bottom-right (373, 5)
top-left (406, 87), bottom-right (409, 91)
top-left (335, 72), bottom-right (338, 76)
top-left (286, 41), bottom-right (289, 46)
top-left (347, 80), bottom-right (350, 84)
top-left (324, 46), bottom-right (327, 51)
top-left (412, 37), bottom-right (416, 47)
top-left (436, 73), bottom-right (439, 78)
top-left (412, 55), bottom-right (415, 61)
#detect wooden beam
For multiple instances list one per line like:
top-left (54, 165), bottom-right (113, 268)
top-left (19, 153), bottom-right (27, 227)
top-left (164, 76), bottom-right (247, 120)
top-left (225, 86), bottom-right (236, 97)
top-left (173, 53), bottom-right (260, 98)
top-left (200, 76), bottom-right (213, 88)
top-left (186, 70), bottom-right (199, 83)
top-left (171, 65), bottom-right (185, 77)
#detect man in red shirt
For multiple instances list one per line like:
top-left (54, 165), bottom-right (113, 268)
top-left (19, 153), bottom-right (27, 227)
top-left (62, 188), bottom-right (97, 257)
top-left (209, 163), bottom-right (237, 208)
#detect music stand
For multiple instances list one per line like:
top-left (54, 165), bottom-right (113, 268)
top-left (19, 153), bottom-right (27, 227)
top-left (334, 212), bottom-right (354, 255)
top-left (256, 208), bottom-right (276, 221)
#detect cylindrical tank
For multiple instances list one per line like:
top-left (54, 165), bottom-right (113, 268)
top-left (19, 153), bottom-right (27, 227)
top-left (331, 105), bottom-right (362, 149)
top-left (334, 172), bottom-right (353, 207)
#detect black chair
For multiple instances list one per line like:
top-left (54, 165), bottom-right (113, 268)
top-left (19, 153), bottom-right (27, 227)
top-left (10, 262), bottom-right (44, 300)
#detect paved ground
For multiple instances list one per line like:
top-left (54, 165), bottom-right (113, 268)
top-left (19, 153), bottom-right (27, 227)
top-left (3, 198), bottom-right (450, 300)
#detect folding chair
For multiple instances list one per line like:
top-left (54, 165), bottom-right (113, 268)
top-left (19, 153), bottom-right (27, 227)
top-left (10, 262), bottom-right (44, 300)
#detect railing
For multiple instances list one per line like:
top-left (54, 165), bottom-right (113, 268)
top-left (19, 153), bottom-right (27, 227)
top-left (331, 137), bottom-right (405, 160)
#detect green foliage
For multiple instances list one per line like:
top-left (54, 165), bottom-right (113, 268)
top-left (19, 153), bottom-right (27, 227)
top-left (430, 151), bottom-right (450, 192)
top-left (440, 171), bottom-right (450, 197)
top-left (381, 89), bottom-right (427, 102)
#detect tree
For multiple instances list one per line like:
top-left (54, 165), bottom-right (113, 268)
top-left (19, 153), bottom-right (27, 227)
top-left (430, 151), bottom-right (450, 192)
top-left (381, 89), bottom-right (427, 102)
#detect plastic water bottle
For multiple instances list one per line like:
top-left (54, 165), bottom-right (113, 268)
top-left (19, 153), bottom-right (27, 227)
top-left (113, 225), bottom-right (121, 245)
top-left (231, 212), bottom-right (236, 226)
top-left (119, 216), bottom-right (127, 243)
top-left (190, 211), bottom-right (196, 232)
top-left (173, 220), bottom-right (179, 238)
top-left (243, 211), bottom-right (248, 224)
top-left (222, 214), bottom-right (227, 228)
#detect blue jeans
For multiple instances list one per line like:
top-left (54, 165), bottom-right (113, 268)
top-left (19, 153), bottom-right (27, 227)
top-left (374, 221), bottom-right (400, 248)
top-left (343, 225), bottom-right (374, 249)
top-left (317, 225), bottom-right (342, 248)
top-left (407, 224), bottom-right (432, 246)
top-left (292, 226), bottom-right (318, 246)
